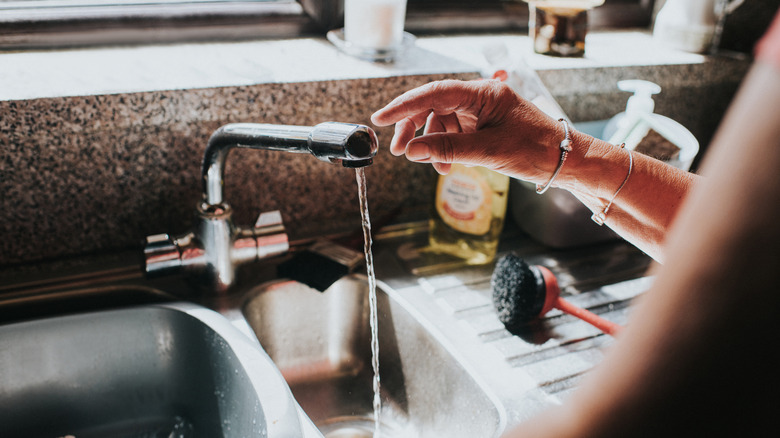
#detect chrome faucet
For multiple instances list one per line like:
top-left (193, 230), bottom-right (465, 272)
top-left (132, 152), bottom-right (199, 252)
top-left (144, 122), bottom-right (378, 293)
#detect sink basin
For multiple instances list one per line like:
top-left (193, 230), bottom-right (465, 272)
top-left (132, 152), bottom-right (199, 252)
top-left (242, 275), bottom-right (504, 438)
top-left (0, 302), bottom-right (306, 438)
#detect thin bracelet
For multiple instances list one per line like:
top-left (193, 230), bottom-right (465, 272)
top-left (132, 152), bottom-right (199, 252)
top-left (536, 118), bottom-right (572, 195)
top-left (592, 144), bottom-right (632, 226)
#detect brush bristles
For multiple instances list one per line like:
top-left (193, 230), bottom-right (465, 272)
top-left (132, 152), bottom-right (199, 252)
top-left (491, 253), bottom-right (546, 328)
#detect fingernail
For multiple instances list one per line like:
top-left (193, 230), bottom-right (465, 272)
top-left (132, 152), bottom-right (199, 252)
top-left (371, 110), bottom-right (389, 126)
top-left (389, 137), bottom-right (405, 156)
top-left (407, 141), bottom-right (431, 161)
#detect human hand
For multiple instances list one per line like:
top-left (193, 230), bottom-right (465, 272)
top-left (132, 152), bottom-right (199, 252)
top-left (371, 79), bottom-right (568, 181)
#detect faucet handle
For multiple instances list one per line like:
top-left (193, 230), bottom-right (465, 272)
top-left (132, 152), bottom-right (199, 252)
top-left (233, 210), bottom-right (289, 266)
top-left (253, 210), bottom-right (289, 259)
top-left (255, 210), bottom-right (284, 228)
top-left (144, 233), bottom-right (181, 277)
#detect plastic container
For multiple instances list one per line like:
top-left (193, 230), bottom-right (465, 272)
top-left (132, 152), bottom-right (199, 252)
top-left (430, 164), bottom-right (510, 265)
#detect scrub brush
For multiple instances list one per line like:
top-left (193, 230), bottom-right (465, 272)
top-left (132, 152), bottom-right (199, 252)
top-left (491, 252), bottom-right (622, 336)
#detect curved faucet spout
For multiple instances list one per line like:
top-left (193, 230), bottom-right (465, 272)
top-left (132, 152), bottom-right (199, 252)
top-left (146, 121), bottom-right (377, 293)
top-left (202, 122), bottom-right (378, 206)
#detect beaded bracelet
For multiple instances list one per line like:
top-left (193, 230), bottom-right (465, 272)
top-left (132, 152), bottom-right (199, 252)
top-left (536, 118), bottom-right (572, 195)
top-left (592, 144), bottom-right (632, 226)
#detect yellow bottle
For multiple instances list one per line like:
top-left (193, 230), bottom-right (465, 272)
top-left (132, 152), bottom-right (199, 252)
top-left (429, 164), bottom-right (510, 265)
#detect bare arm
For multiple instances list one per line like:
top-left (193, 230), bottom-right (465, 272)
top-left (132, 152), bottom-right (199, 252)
top-left (503, 59), bottom-right (780, 438)
top-left (371, 79), bottom-right (696, 261)
top-left (560, 133), bottom-right (697, 262)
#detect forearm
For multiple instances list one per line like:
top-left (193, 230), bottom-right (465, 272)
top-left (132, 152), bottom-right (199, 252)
top-left (554, 131), bottom-right (698, 262)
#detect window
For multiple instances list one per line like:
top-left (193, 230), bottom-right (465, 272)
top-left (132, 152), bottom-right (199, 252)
top-left (0, 0), bottom-right (656, 50)
top-left (405, 0), bottom-right (656, 33)
top-left (0, 0), bottom-right (313, 48)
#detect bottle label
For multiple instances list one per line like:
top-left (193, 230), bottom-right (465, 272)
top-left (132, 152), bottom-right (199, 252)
top-left (436, 167), bottom-right (492, 235)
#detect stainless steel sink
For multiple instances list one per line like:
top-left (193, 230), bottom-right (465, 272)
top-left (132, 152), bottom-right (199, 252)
top-left (242, 275), bottom-right (504, 438)
top-left (0, 224), bottom-right (652, 438)
top-left (0, 302), bottom-right (308, 438)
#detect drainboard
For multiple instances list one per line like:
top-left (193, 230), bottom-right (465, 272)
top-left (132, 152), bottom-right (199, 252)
top-left (369, 228), bottom-right (654, 415)
top-left (242, 275), bottom-right (504, 438)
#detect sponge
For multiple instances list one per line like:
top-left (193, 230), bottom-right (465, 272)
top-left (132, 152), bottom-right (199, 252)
top-left (491, 253), bottom-right (546, 328)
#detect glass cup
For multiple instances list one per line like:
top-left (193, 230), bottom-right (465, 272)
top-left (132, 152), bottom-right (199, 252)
top-left (344, 0), bottom-right (408, 51)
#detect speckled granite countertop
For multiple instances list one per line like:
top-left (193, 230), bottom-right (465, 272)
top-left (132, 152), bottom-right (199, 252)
top-left (0, 30), bottom-right (751, 267)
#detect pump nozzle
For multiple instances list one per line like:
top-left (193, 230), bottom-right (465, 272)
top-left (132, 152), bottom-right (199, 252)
top-left (618, 80), bottom-right (661, 115)
top-left (604, 79), bottom-right (662, 145)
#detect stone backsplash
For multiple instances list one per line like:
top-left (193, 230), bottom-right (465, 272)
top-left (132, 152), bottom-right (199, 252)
top-left (0, 73), bottom-right (477, 266)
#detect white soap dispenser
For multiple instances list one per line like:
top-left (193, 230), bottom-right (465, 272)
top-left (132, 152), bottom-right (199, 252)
top-left (602, 79), bottom-right (700, 171)
top-left (603, 79), bottom-right (661, 148)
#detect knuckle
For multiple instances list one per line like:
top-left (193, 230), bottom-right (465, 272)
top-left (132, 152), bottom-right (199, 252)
top-left (484, 79), bottom-right (513, 102)
top-left (440, 135), bottom-right (456, 164)
top-left (427, 80), bottom-right (453, 98)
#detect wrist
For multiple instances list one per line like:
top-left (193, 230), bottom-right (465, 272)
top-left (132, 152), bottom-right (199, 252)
top-left (534, 118), bottom-right (573, 194)
top-left (555, 130), bottom-right (632, 203)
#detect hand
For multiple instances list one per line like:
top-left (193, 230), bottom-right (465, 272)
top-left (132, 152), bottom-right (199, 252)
top-left (371, 79), bottom-right (566, 181)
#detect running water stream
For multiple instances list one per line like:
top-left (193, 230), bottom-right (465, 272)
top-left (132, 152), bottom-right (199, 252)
top-left (355, 167), bottom-right (381, 438)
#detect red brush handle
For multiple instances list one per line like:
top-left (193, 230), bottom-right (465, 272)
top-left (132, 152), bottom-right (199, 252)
top-left (537, 265), bottom-right (623, 337)
top-left (554, 297), bottom-right (622, 336)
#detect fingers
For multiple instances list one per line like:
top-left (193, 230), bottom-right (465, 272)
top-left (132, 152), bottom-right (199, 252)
top-left (425, 112), bottom-right (462, 135)
top-left (424, 113), bottom-right (461, 174)
top-left (405, 131), bottom-right (484, 168)
top-left (432, 162), bottom-right (452, 175)
top-left (389, 109), bottom-right (463, 156)
top-left (371, 80), bottom-right (477, 127)
top-left (424, 112), bottom-right (443, 135)
top-left (372, 79), bottom-right (517, 175)
top-left (390, 118), bottom-right (416, 156)
top-left (389, 112), bottom-right (429, 156)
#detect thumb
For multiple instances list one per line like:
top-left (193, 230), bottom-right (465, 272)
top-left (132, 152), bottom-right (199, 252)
top-left (405, 131), bottom-right (486, 166)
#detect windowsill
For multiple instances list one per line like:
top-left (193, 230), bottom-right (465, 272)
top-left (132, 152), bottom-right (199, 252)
top-left (0, 29), bottom-right (749, 102)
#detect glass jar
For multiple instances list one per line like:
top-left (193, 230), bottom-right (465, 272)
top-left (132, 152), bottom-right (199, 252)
top-left (525, 0), bottom-right (605, 57)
